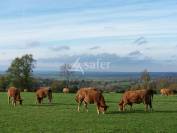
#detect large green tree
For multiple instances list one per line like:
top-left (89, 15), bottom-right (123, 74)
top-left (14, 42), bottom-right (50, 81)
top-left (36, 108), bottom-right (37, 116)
top-left (7, 54), bottom-right (36, 90)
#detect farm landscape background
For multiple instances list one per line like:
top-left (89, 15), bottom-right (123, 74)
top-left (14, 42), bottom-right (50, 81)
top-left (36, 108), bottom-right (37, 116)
top-left (1, 70), bottom-right (177, 93)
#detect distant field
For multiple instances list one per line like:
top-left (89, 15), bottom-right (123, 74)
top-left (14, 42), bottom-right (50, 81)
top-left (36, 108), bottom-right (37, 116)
top-left (0, 93), bottom-right (177, 133)
top-left (31, 71), bottom-right (177, 80)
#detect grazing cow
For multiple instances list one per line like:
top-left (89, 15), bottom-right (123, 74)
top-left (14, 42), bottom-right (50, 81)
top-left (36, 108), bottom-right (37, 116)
top-left (75, 87), bottom-right (108, 114)
top-left (36, 87), bottom-right (52, 104)
top-left (119, 89), bottom-right (153, 112)
top-left (63, 88), bottom-right (69, 93)
top-left (7, 87), bottom-right (23, 106)
top-left (160, 88), bottom-right (173, 96)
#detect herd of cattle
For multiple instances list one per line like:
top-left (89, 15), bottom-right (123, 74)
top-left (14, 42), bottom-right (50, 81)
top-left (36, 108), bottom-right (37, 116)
top-left (7, 87), bottom-right (174, 114)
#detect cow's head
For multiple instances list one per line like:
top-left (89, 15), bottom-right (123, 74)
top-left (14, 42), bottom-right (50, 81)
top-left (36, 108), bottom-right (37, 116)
top-left (19, 99), bottom-right (23, 105)
top-left (99, 105), bottom-right (109, 114)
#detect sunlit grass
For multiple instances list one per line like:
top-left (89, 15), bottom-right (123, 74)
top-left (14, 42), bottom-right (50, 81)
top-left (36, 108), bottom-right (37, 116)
top-left (0, 92), bottom-right (177, 133)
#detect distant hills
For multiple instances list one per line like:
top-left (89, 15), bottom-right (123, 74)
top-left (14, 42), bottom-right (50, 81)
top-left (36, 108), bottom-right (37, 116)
top-left (1, 71), bottom-right (177, 80)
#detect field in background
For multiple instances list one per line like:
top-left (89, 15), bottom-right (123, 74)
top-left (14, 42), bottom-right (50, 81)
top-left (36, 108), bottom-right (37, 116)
top-left (0, 93), bottom-right (177, 133)
top-left (32, 71), bottom-right (177, 80)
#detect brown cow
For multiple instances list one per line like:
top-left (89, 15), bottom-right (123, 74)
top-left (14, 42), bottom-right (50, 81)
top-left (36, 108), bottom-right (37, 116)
top-left (119, 89), bottom-right (153, 112)
top-left (75, 87), bottom-right (108, 114)
top-left (160, 88), bottom-right (173, 96)
top-left (7, 87), bottom-right (23, 106)
top-left (36, 87), bottom-right (52, 104)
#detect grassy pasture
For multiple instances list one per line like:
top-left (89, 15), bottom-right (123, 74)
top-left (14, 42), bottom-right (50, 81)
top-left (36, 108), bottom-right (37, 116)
top-left (0, 92), bottom-right (177, 133)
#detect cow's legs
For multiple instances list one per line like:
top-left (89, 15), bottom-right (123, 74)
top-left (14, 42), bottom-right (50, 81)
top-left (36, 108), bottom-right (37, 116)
top-left (145, 104), bottom-right (148, 112)
top-left (37, 98), bottom-right (40, 104)
top-left (11, 99), bottom-right (14, 105)
top-left (83, 101), bottom-right (88, 112)
top-left (129, 104), bottom-right (133, 111)
top-left (48, 95), bottom-right (52, 104)
top-left (48, 98), bottom-right (52, 104)
top-left (41, 98), bottom-right (43, 104)
top-left (96, 106), bottom-right (100, 115)
top-left (149, 105), bottom-right (153, 112)
top-left (123, 103), bottom-right (126, 111)
top-left (77, 101), bottom-right (82, 112)
top-left (149, 101), bottom-right (153, 111)
top-left (37, 97), bottom-right (43, 104)
top-left (96, 102), bottom-right (101, 115)
top-left (8, 96), bottom-right (11, 104)
top-left (13, 97), bottom-right (16, 107)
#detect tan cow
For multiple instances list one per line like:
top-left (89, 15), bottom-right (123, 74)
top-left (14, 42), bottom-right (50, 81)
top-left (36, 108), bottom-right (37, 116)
top-left (36, 87), bottom-right (52, 104)
top-left (75, 87), bottom-right (108, 114)
top-left (119, 89), bottom-right (153, 112)
top-left (63, 88), bottom-right (69, 93)
top-left (160, 88), bottom-right (173, 96)
top-left (7, 87), bottom-right (23, 106)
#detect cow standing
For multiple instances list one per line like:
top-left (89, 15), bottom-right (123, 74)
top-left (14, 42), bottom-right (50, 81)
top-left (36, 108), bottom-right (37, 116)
top-left (160, 88), bottom-right (173, 96)
top-left (119, 89), bottom-right (153, 112)
top-left (7, 87), bottom-right (23, 106)
top-left (75, 88), bottom-right (108, 114)
top-left (36, 87), bottom-right (52, 104)
top-left (63, 88), bottom-right (69, 93)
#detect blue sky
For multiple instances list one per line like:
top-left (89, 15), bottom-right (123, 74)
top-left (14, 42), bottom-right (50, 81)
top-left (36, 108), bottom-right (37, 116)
top-left (0, 0), bottom-right (177, 72)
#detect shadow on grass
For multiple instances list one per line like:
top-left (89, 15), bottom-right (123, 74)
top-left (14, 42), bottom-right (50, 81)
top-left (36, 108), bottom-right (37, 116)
top-left (107, 110), bottom-right (177, 114)
top-left (55, 103), bottom-right (76, 106)
top-left (26, 104), bottom-right (56, 107)
top-left (156, 100), bottom-right (177, 103)
top-left (154, 110), bottom-right (177, 113)
top-left (25, 102), bottom-right (76, 107)
top-left (106, 111), bottom-right (122, 114)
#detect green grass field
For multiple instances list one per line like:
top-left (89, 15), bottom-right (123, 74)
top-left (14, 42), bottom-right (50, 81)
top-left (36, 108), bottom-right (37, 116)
top-left (0, 92), bottom-right (177, 133)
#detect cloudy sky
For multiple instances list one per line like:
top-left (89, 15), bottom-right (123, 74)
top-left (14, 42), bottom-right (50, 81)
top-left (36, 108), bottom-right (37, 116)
top-left (0, 0), bottom-right (177, 72)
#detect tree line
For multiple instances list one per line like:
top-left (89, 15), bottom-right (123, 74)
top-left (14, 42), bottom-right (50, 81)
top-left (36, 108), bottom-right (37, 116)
top-left (0, 54), bottom-right (177, 93)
